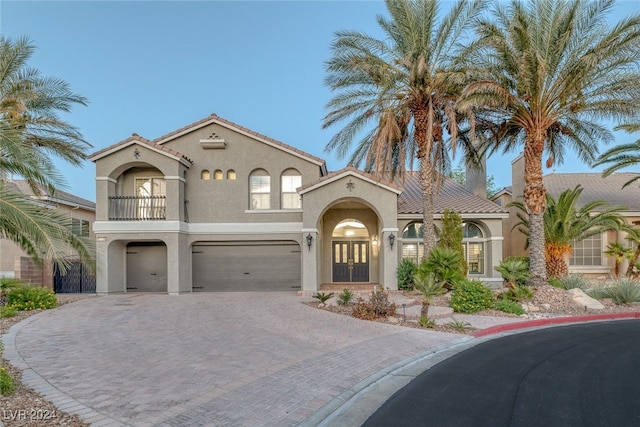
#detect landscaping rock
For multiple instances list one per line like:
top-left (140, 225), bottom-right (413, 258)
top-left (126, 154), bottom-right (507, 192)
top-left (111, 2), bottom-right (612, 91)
top-left (567, 288), bottom-right (605, 310)
top-left (387, 316), bottom-right (400, 324)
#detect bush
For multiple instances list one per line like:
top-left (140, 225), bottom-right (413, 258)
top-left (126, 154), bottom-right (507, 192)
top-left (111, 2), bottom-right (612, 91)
top-left (418, 316), bottom-right (436, 328)
top-left (0, 306), bottom-right (17, 318)
top-left (0, 366), bottom-right (15, 396)
top-left (501, 285), bottom-right (534, 302)
top-left (495, 257), bottom-right (530, 289)
top-left (337, 289), bottom-right (354, 306)
top-left (6, 285), bottom-right (58, 311)
top-left (418, 247), bottom-right (465, 290)
top-left (397, 259), bottom-right (417, 290)
top-left (587, 279), bottom-right (640, 305)
top-left (352, 288), bottom-right (396, 320)
top-left (450, 280), bottom-right (495, 313)
top-left (554, 274), bottom-right (589, 291)
top-left (495, 298), bottom-right (525, 315)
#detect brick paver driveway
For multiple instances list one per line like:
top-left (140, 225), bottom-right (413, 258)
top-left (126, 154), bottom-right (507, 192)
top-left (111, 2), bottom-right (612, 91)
top-left (5, 293), bottom-right (460, 426)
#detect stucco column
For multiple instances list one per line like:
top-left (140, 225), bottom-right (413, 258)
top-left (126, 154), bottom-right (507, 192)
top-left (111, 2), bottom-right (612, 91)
top-left (96, 239), bottom-right (127, 293)
top-left (382, 229), bottom-right (399, 290)
top-left (301, 229), bottom-right (318, 295)
top-left (166, 233), bottom-right (191, 294)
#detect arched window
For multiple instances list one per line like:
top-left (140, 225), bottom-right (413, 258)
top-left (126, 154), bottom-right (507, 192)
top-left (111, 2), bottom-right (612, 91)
top-left (214, 169), bottom-right (224, 180)
top-left (250, 169), bottom-right (270, 210)
top-left (281, 169), bottom-right (301, 209)
top-left (201, 170), bottom-right (210, 180)
top-left (401, 222), bottom-right (436, 264)
top-left (463, 222), bottom-right (485, 274)
top-left (227, 169), bottom-right (236, 180)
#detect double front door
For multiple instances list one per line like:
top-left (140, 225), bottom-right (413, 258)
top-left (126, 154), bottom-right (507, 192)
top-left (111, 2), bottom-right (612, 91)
top-left (333, 241), bottom-right (369, 282)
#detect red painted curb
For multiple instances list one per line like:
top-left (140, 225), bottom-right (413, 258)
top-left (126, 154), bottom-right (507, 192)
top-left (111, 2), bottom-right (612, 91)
top-left (473, 312), bottom-right (640, 337)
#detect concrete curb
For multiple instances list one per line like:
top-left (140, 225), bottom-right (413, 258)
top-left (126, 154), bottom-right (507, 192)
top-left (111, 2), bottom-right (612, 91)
top-left (301, 313), bottom-right (640, 426)
top-left (473, 311), bottom-right (640, 337)
top-left (2, 308), bottom-right (127, 427)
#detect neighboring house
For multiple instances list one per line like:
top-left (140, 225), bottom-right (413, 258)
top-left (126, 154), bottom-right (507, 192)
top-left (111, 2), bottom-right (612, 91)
top-left (89, 113), bottom-right (507, 294)
top-left (494, 154), bottom-right (640, 277)
top-left (0, 181), bottom-right (96, 290)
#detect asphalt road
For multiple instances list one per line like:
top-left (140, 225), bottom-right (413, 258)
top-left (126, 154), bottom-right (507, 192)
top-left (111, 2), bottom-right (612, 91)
top-left (364, 320), bottom-right (640, 427)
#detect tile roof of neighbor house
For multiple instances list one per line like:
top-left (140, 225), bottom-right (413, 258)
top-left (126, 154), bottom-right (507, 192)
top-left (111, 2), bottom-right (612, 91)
top-left (543, 172), bottom-right (640, 211)
top-left (8, 180), bottom-right (96, 211)
top-left (297, 166), bottom-right (402, 194)
top-left (89, 134), bottom-right (193, 164)
top-left (152, 113), bottom-right (327, 169)
top-left (397, 172), bottom-right (506, 215)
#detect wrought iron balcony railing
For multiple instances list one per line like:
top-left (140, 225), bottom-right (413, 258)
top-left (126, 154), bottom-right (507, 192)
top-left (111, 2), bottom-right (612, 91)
top-left (108, 196), bottom-right (166, 220)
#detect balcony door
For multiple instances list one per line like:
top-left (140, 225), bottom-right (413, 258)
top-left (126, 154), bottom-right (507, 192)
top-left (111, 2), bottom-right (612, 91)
top-left (135, 177), bottom-right (166, 220)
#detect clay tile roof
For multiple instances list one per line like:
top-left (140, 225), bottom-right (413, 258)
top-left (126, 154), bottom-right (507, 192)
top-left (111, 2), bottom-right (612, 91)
top-left (543, 172), bottom-right (640, 211)
top-left (89, 134), bottom-right (193, 164)
top-left (152, 113), bottom-right (327, 168)
top-left (297, 166), bottom-right (402, 193)
top-left (397, 172), bottom-right (506, 214)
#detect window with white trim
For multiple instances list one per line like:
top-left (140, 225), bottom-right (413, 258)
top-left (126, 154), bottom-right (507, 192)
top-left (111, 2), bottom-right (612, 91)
top-left (570, 234), bottom-right (603, 266)
top-left (250, 169), bottom-right (270, 210)
top-left (281, 170), bottom-right (301, 209)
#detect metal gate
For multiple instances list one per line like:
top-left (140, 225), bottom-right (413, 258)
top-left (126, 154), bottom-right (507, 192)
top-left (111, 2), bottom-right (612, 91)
top-left (54, 260), bottom-right (96, 293)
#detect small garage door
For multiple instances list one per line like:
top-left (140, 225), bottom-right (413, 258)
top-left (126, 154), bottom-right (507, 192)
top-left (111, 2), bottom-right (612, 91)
top-left (126, 242), bottom-right (167, 292)
top-left (192, 241), bottom-right (301, 291)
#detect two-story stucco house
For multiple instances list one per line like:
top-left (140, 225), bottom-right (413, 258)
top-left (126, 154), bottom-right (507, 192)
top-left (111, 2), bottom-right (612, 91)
top-left (90, 114), bottom-right (507, 294)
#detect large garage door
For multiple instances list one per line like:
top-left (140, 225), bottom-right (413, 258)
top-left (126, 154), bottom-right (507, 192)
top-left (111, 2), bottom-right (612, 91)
top-left (126, 242), bottom-right (167, 292)
top-left (192, 241), bottom-right (301, 291)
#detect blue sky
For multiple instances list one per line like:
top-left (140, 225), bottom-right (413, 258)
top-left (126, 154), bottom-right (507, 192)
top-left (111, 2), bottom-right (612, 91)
top-left (2, 1), bottom-right (639, 202)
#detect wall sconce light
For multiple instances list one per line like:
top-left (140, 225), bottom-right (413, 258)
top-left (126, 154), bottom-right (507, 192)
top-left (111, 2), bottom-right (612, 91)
top-left (372, 235), bottom-right (378, 246)
top-left (306, 233), bottom-right (313, 251)
top-left (388, 232), bottom-right (395, 249)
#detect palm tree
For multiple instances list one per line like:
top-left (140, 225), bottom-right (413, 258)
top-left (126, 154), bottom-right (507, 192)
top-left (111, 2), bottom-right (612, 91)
top-left (623, 227), bottom-right (640, 277)
top-left (323, 0), bottom-right (485, 255)
top-left (459, 0), bottom-right (640, 285)
top-left (604, 242), bottom-right (633, 278)
top-left (509, 186), bottom-right (626, 278)
top-left (594, 123), bottom-right (640, 188)
top-left (0, 36), bottom-right (93, 272)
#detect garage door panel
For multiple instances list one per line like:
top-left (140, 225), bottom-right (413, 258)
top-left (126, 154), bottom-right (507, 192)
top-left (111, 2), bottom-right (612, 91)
top-left (126, 244), bottom-right (167, 292)
top-left (192, 242), bottom-right (301, 291)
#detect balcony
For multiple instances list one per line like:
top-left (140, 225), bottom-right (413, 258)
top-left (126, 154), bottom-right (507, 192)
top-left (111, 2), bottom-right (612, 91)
top-left (108, 196), bottom-right (166, 221)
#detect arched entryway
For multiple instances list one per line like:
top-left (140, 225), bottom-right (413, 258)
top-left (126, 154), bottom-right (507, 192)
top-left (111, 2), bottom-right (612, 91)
top-left (331, 219), bottom-right (370, 282)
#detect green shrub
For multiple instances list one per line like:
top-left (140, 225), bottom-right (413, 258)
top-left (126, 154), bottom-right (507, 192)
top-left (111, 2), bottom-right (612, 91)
top-left (0, 306), bottom-right (17, 318)
top-left (0, 366), bottom-right (15, 396)
top-left (495, 257), bottom-right (530, 289)
top-left (0, 278), bottom-right (23, 291)
top-left (397, 259), bottom-right (417, 290)
top-left (6, 285), bottom-right (58, 311)
top-left (556, 274), bottom-right (589, 290)
top-left (502, 285), bottom-right (534, 302)
top-left (447, 318), bottom-right (473, 333)
top-left (450, 280), bottom-right (495, 313)
top-left (337, 289), bottom-right (354, 306)
top-left (418, 247), bottom-right (465, 290)
top-left (418, 316), bottom-right (436, 328)
top-left (495, 298), bottom-right (525, 315)
top-left (352, 288), bottom-right (396, 320)
top-left (313, 292), bottom-right (334, 304)
top-left (587, 279), bottom-right (640, 305)
top-left (548, 277), bottom-right (564, 289)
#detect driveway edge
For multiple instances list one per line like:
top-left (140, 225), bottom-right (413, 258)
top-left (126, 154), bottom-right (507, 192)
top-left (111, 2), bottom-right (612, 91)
top-left (2, 308), bottom-right (127, 427)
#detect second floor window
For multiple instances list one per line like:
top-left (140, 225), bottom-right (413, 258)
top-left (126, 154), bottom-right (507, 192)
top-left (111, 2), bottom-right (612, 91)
top-left (281, 172), bottom-right (301, 209)
top-left (250, 170), bottom-right (270, 210)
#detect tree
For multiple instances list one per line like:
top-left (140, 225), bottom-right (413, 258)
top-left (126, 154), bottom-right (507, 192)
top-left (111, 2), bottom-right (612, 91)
top-left (509, 186), bottom-right (626, 278)
top-left (594, 123), bottom-right (640, 188)
top-left (459, 0), bottom-right (640, 285)
top-left (438, 209), bottom-right (467, 275)
top-left (0, 36), bottom-right (93, 272)
top-left (604, 242), bottom-right (632, 278)
top-left (623, 227), bottom-right (640, 277)
top-left (323, 0), bottom-right (485, 256)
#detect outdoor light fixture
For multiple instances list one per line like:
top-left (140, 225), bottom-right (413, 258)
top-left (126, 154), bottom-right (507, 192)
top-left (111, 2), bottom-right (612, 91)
top-left (306, 233), bottom-right (313, 251)
top-left (372, 235), bottom-right (378, 246)
top-left (388, 233), bottom-right (395, 249)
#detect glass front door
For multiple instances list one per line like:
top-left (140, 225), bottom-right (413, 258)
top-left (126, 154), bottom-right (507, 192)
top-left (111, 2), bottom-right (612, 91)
top-left (332, 241), bottom-right (369, 282)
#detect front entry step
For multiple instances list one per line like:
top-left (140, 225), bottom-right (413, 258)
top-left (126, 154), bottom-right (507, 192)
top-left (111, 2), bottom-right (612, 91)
top-left (319, 283), bottom-right (382, 292)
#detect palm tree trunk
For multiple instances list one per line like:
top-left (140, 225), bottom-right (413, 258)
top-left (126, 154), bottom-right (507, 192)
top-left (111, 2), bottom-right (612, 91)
top-left (524, 134), bottom-right (548, 286)
top-left (546, 253), bottom-right (569, 278)
top-left (626, 248), bottom-right (640, 277)
top-left (420, 156), bottom-right (437, 257)
top-left (421, 298), bottom-right (430, 318)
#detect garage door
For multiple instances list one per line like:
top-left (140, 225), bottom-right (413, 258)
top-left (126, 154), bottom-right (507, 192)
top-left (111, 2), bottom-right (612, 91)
top-left (192, 241), bottom-right (301, 291)
top-left (126, 243), bottom-right (167, 292)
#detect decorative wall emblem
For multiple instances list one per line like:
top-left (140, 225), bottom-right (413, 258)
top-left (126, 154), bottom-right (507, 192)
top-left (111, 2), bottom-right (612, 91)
top-left (346, 179), bottom-right (355, 192)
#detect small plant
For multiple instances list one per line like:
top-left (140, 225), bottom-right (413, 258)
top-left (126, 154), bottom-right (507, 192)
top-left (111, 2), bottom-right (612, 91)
top-left (312, 292), bottom-right (334, 304)
top-left (0, 366), bottom-right (15, 396)
top-left (447, 318), bottom-right (473, 333)
top-left (418, 316), bottom-right (436, 328)
top-left (450, 280), bottom-right (495, 313)
top-left (7, 285), bottom-right (58, 311)
top-left (559, 274), bottom-right (589, 290)
top-left (397, 259), bottom-right (417, 290)
top-left (418, 247), bottom-right (465, 290)
top-left (0, 306), bottom-right (17, 318)
top-left (502, 285), bottom-right (534, 302)
top-left (495, 257), bottom-right (530, 289)
top-left (413, 271), bottom-right (446, 318)
top-left (495, 298), bottom-right (525, 315)
top-left (548, 277), bottom-right (564, 289)
top-left (352, 288), bottom-right (396, 320)
top-left (337, 288), bottom-right (354, 306)
top-left (587, 279), bottom-right (640, 305)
